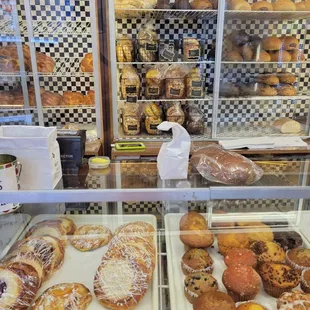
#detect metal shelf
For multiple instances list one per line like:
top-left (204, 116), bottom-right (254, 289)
top-left (117, 61), bottom-right (215, 65)
top-left (219, 94), bottom-right (309, 101)
top-left (222, 61), bottom-right (309, 65)
top-left (119, 97), bottom-right (213, 103)
top-left (225, 10), bottom-right (310, 21)
top-left (32, 21), bottom-right (91, 36)
top-left (115, 9), bottom-right (217, 20)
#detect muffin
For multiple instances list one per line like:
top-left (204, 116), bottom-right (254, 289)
top-left (277, 291), bottom-right (310, 309)
top-left (236, 302), bottom-right (267, 310)
top-left (180, 211), bottom-right (207, 230)
top-left (286, 248), bottom-right (310, 274)
top-left (193, 291), bottom-right (236, 310)
top-left (246, 223), bottom-right (274, 243)
top-left (259, 263), bottom-right (300, 298)
top-left (184, 272), bottom-right (218, 304)
top-left (217, 233), bottom-right (250, 256)
top-left (301, 269), bottom-right (310, 293)
top-left (273, 231), bottom-right (303, 251)
top-left (181, 248), bottom-right (214, 275)
top-left (224, 248), bottom-right (257, 268)
top-left (250, 241), bottom-right (285, 265)
top-left (222, 265), bottom-right (261, 302)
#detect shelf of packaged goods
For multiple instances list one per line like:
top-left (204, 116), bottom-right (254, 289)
top-left (32, 21), bottom-right (91, 36)
top-left (115, 9), bottom-right (217, 20)
top-left (219, 94), bottom-right (309, 101)
top-left (221, 61), bottom-right (309, 65)
top-left (216, 123), bottom-right (307, 139)
top-left (42, 105), bottom-right (95, 110)
top-left (225, 10), bottom-right (310, 21)
top-left (118, 97), bottom-right (213, 103)
top-left (116, 61), bottom-right (215, 65)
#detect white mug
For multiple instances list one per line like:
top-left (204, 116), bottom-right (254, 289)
top-left (0, 154), bottom-right (22, 214)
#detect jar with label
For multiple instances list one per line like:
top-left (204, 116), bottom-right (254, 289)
top-left (166, 102), bottom-right (185, 125)
top-left (186, 68), bottom-right (204, 98)
top-left (122, 103), bottom-right (141, 135)
top-left (137, 22), bottom-right (159, 62)
top-left (183, 38), bottom-right (201, 61)
top-left (121, 65), bottom-right (140, 102)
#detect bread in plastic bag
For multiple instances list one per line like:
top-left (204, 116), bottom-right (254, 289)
top-left (144, 103), bottom-right (163, 135)
top-left (190, 145), bottom-right (264, 185)
top-left (138, 22), bottom-right (159, 62)
top-left (166, 102), bottom-right (185, 125)
top-left (185, 104), bottom-right (204, 135)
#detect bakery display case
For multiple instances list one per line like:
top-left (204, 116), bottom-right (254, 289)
top-left (0, 1), bottom-right (103, 139)
top-left (108, 0), bottom-right (310, 143)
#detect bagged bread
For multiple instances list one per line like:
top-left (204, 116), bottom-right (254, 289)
top-left (144, 103), bottom-right (163, 135)
top-left (190, 145), bottom-right (264, 185)
top-left (121, 65), bottom-right (140, 102)
top-left (145, 64), bottom-right (168, 99)
top-left (185, 104), bottom-right (204, 135)
top-left (122, 103), bottom-right (141, 135)
top-left (166, 102), bottom-right (185, 125)
top-left (138, 22), bottom-right (159, 62)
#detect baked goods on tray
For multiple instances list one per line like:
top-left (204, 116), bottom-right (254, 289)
top-left (193, 291), bottom-right (236, 310)
top-left (251, 1), bottom-right (273, 11)
top-left (84, 90), bottom-right (95, 106)
top-left (224, 248), bottom-right (257, 268)
top-left (277, 290), bottom-right (310, 309)
top-left (32, 283), bottom-right (92, 310)
top-left (121, 65), bottom-right (140, 101)
top-left (273, 0), bottom-right (296, 11)
top-left (250, 241), bottom-right (285, 266)
top-left (80, 53), bottom-right (93, 72)
top-left (227, 0), bottom-right (251, 10)
top-left (36, 52), bottom-right (55, 73)
top-left (70, 225), bottom-right (113, 252)
top-left (61, 91), bottom-right (85, 106)
top-left (41, 91), bottom-right (63, 107)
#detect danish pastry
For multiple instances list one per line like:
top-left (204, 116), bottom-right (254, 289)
top-left (61, 92), bottom-right (85, 106)
top-left (80, 53), bottom-right (93, 72)
top-left (71, 225), bottom-right (113, 252)
top-left (251, 1), bottom-right (273, 11)
top-left (114, 221), bottom-right (155, 241)
top-left (33, 283), bottom-right (92, 310)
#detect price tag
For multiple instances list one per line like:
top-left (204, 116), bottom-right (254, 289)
top-left (146, 43), bottom-right (158, 52)
top-left (126, 86), bottom-right (137, 94)
top-left (128, 125), bottom-right (138, 131)
top-left (191, 89), bottom-right (202, 97)
top-left (161, 48), bottom-right (175, 61)
top-left (188, 49), bottom-right (200, 59)
top-left (150, 124), bottom-right (160, 130)
top-left (170, 88), bottom-right (181, 96)
top-left (126, 96), bottom-right (138, 103)
top-left (148, 87), bottom-right (160, 95)
top-left (192, 80), bottom-right (203, 88)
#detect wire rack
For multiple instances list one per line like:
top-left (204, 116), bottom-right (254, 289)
top-left (219, 94), bottom-right (310, 101)
top-left (225, 10), bottom-right (310, 21)
top-left (32, 21), bottom-right (91, 36)
top-left (115, 9), bottom-right (217, 20)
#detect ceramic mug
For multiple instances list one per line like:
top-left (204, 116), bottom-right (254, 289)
top-left (0, 154), bottom-right (22, 214)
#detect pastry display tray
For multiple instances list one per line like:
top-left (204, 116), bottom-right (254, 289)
top-left (12, 214), bottom-right (158, 310)
top-left (164, 213), bottom-right (310, 310)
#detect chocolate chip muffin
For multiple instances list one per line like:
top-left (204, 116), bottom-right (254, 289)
top-left (250, 241), bottom-right (285, 266)
top-left (184, 272), bottom-right (218, 304)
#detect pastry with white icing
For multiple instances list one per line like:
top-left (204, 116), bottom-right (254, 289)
top-left (277, 291), bottom-right (310, 309)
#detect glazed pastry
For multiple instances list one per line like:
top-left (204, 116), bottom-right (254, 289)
top-left (256, 74), bottom-right (279, 86)
top-left (183, 38), bottom-right (200, 61)
top-left (71, 225), bottom-right (113, 251)
top-left (251, 1), bottom-right (273, 11)
top-left (33, 283), bottom-right (92, 310)
top-left (262, 36), bottom-right (283, 51)
top-left (290, 49), bottom-right (306, 62)
top-left (227, 0), bottom-right (252, 10)
top-left (274, 231), bottom-right (303, 251)
top-left (281, 36), bottom-right (299, 50)
top-left (184, 272), bottom-right (218, 304)
top-left (270, 50), bottom-right (292, 62)
top-left (254, 50), bottom-right (271, 62)
top-left (193, 291), bottom-right (236, 310)
top-left (61, 92), bottom-right (85, 106)
top-left (250, 241), bottom-right (285, 265)
top-left (301, 269), bottom-right (310, 293)
top-left (236, 302), bottom-right (267, 309)
top-left (191, 0), bottom-right (213, 9)
top-left (273, 0), bottom-right (296, 11)
top-left (94, 257), bottom-right (150, 309)
top-left (226, 51), bottom-right (243, 61)
top-left (35, 52), bottom-right (55, 73)
top-left (286, 248), bottom-right (310, 274)
top-left (80, 53), bottom-right (93, 72)
top-left (275, 84), bottom-right (296, 96)
top-left (222, 265), bottom-right (261, 302)
top-left (259, 263), bottom-right (300, 298)
top-left (224, 248), bottom-right (257, 268)
top-left (41, 91), bottom-right (63, 107)
top-left (277, 72), bottom-right (296, 84)
top-left (121, 65), bottom-right (140, 101)
top-left (84, 90), bottom-right (95, 106)
top-left (217, 233), bottom-right (250, 256)
top-left (114, 221), bottom-right (155, 241)
top-left (277, 291), bottom-right (310, 309)
top-left (116, 37), bottom-right (134, 62)
top-left (181, 249), bottom-right (214, 275)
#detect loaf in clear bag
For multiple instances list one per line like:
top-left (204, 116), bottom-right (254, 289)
top-left (190, 145), bottom-right (264, 185)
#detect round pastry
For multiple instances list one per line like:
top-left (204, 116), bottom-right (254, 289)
top-left (277, 291), bottom-right (310, 309)
top-left (193, 291), bottom-right (236, 310)
top-left (180, 212), bottom-right (207, 230)
top-left (262, 36), bottom-right (283, 51)
top-left (71, 225), bottom-right (113, 252)
top-left (296, 2), bottom-right (307, 11)
top-left (80, 53), bottom-right (93, 72)
top-left (301, 269), bottom-right (310, 293)
top-left (246, 223), bottom-right (274, 242)
top-left (269, 50), bottom-right (292, 62)
top-left (224, 248), bottom-right (257, 268)
top-left (257, 84), bottom-right (278, 96)
top-left (289, 49), bottom-right (306, 62)
top-left (239, 44), bottom-right (253, 61)
top-left (254, 50), bottom-right (271, 62)
top-left (223, 265), bottom-right (261, 302)
top-left (61, 91), bottom-right (85, 106)
top-left (217, 233), bottom-right (250, 256)
top-left (281, 36), bottom-right (299, 51)
top-left (190, 0), bottom-right (213, 9)
top-left (251, 1), bottom-right (273, 11)
top-left (57, 217), bottom-right (77, 235)
top-left (250, 241), bottom-right (285, 265)
top-left (259, 263), bottom-right (300, 298)
top-left (275, 84), bottom-right (296, 96)
top-left (184, 272), bottom-right (218, 304)
top-left (256, 74), bottom-right (279, 86)
top-left (35, 52), bottom-right (55, 73)
top-left (286, 248), bottom-right (310, 274)
top-left (41, 91), bottom-right (63, 107)
top-left (273, 0), bottom-right (296, 11)
top-left (33, 283), bottom-right (92, 310)
top-left (226, 51), bottom-right (243, 61)
top-left (180, 225), bottom-right (214, 248)
top-left (181, 248), bottom-right (214, 275)
top-left (227, 0), bottom-right (252, 10)
top-left (94, 257), bottom-right (150, 309)
top-left (277, 72), bottom-right (297, 84)
top-left (236, 302), bottom-right (267, 310)
top-left (114, 221), bottom-right (155, 241)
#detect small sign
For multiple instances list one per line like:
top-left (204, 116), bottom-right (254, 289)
top-left (148, 87), bottom-right (160, 95)
top-left (146, 43), bottom-right (158, 52)
top-left (126, 96), bottom-right (138, 103)
top-left (170, 88), bottom-right (181, 96)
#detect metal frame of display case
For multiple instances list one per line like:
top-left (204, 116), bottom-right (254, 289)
top-left (108, 0), bottom-right (310, 142)
top-left (0, 0), bottom-right (103, 138)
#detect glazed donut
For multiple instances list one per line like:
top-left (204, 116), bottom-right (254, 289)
top-left (277, 72), bottom-right (296, 84)
top-left (256, 74), bottom-right (280, 85)
top-left (227, 0), bottom-right (252, 10)
top-left (70, 225), bottom-right (113, 252)
top-left (281, 36), bottom-right (299, 50)
top-left (80, 53), bottom-right (93, 72)
top-left (273, 0), bottom-right (296, 11)
top-left (276, 84), bottom-right (297, 96)
top-left (262, 36), bottom-right (283, 51)
top-left (33, 283), bottom-right (92, 310)
top-left (269, 50), bottom-right (292, 62)
top-left (251, 1), bottom-right (273, 11)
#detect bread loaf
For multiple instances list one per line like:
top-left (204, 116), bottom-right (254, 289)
top-left (190, 145), bottom-right (264, 185)
top-left (61, 92), bottom-right (85, 106)
top-left (41, 91), bottom-right (63, 107)
top-left (273, 117), bottom-right (301, 134)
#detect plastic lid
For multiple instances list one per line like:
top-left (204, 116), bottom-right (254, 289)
top-left (89, 156), bottom-right (110, 170)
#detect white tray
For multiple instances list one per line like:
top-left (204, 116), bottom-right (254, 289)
top-left (165, 213), bottom-right (309, 310)
top-left (17, 214), bottom-right (158, 310)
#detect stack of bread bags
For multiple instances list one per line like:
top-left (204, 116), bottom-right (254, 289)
top-left (94, 221), bottom-right (156, 309)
